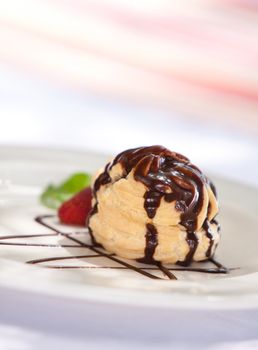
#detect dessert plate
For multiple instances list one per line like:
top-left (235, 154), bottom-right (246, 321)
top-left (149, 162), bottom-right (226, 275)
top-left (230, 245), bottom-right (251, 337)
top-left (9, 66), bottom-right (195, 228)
top-left (0, 146), bottom-right (258, 310)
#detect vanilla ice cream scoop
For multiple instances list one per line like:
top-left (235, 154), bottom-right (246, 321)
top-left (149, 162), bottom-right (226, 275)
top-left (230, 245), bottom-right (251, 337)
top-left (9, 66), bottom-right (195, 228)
top-left (88, 146), bottom-right (220, 265)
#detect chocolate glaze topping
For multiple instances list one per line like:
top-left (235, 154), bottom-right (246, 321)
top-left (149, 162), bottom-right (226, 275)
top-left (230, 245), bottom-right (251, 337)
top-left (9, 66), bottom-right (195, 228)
top-left (89, 146), bottom-right (219, 266)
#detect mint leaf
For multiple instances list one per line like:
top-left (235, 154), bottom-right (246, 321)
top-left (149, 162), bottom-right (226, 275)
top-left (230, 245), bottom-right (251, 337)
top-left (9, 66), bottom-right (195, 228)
top-left (59, 173), bottom-right (91, 193)
top-left (40, 172), bottom-right (91, 209)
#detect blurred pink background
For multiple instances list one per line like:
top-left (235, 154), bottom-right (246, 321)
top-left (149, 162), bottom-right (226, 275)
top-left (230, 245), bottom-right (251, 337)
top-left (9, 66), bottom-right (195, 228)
top-left (0, 0), bottom-right (258, 183)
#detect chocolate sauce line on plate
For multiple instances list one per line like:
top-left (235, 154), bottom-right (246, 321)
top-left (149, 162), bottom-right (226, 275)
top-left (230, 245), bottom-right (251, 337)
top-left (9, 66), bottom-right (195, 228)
top-left (35, 215), bottom-right (161, 280)
top-left (0, 230), bottom-right (229, 274)
top-left (0, 242), bottom-right (79, 248)
top-left (65, 237), bottom-right (161, 280)
top-left (156, 262), bottom-right (177, 280)
top-left (209, 257), bottom-right (228, 272)
top-left (33, 215), bottom-right (228, 279)
top-left (0, 233), bottom-right (58, 240)
top-left (34, 216), bottom-right (66, 234)
top-left (41, 265), bottom-right (232, 273)
top-left (0, 214), bottom-right (229, 280)
top-left (89, 146), bottom-right (218, 265)
top-left (27, 254), bottom-right (107, 265)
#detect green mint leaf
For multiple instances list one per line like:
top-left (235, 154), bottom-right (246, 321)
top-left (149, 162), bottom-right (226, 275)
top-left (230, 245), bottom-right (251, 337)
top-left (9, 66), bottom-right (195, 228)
top-left (59, 173), bottom-right (91, 193)
top-left (40, 172), bottom-right (91, 209)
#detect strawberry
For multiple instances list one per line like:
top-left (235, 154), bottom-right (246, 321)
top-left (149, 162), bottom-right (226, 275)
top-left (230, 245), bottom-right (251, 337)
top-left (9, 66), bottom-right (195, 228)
top-left (58, 187), bottom-right (92, 226)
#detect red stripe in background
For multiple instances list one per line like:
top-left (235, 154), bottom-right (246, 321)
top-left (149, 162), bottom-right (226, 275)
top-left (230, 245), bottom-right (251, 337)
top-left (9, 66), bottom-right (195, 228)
top-left (52, 0), bottom-right (258, 58)
top-left (1, 21), bottom-right (258, 102)
top-left (220, 0), bottom-right (258, 11)
top-left (48, 1), bottom-right (258, 101)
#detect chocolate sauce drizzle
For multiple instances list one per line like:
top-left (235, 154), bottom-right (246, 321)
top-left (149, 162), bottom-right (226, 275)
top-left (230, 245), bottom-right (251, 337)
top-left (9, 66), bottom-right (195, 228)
top-left (138, 224), bottom-right (159, 264)
top-left (89, 146), bottom-right (219, 265)
top-left (0, 215), bottom-right (230, 279)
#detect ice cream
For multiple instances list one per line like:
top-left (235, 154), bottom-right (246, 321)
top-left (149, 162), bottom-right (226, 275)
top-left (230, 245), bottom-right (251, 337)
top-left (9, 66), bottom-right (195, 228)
top-left (88, 146), bottom-right (220, 265)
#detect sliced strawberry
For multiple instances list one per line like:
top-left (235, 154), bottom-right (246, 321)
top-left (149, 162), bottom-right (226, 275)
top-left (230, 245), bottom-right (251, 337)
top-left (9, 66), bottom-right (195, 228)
top-left (58, 187), bottom-right (92, 226)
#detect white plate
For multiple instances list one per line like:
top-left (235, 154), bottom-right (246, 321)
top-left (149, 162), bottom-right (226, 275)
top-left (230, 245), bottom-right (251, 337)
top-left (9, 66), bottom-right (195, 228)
top-left (0, 146), bottom-right (258, 310)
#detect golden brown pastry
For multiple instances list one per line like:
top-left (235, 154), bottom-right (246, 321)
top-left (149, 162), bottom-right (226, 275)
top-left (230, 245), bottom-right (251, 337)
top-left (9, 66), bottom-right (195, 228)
top-left (88, 146), bottom-right (220, 265)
